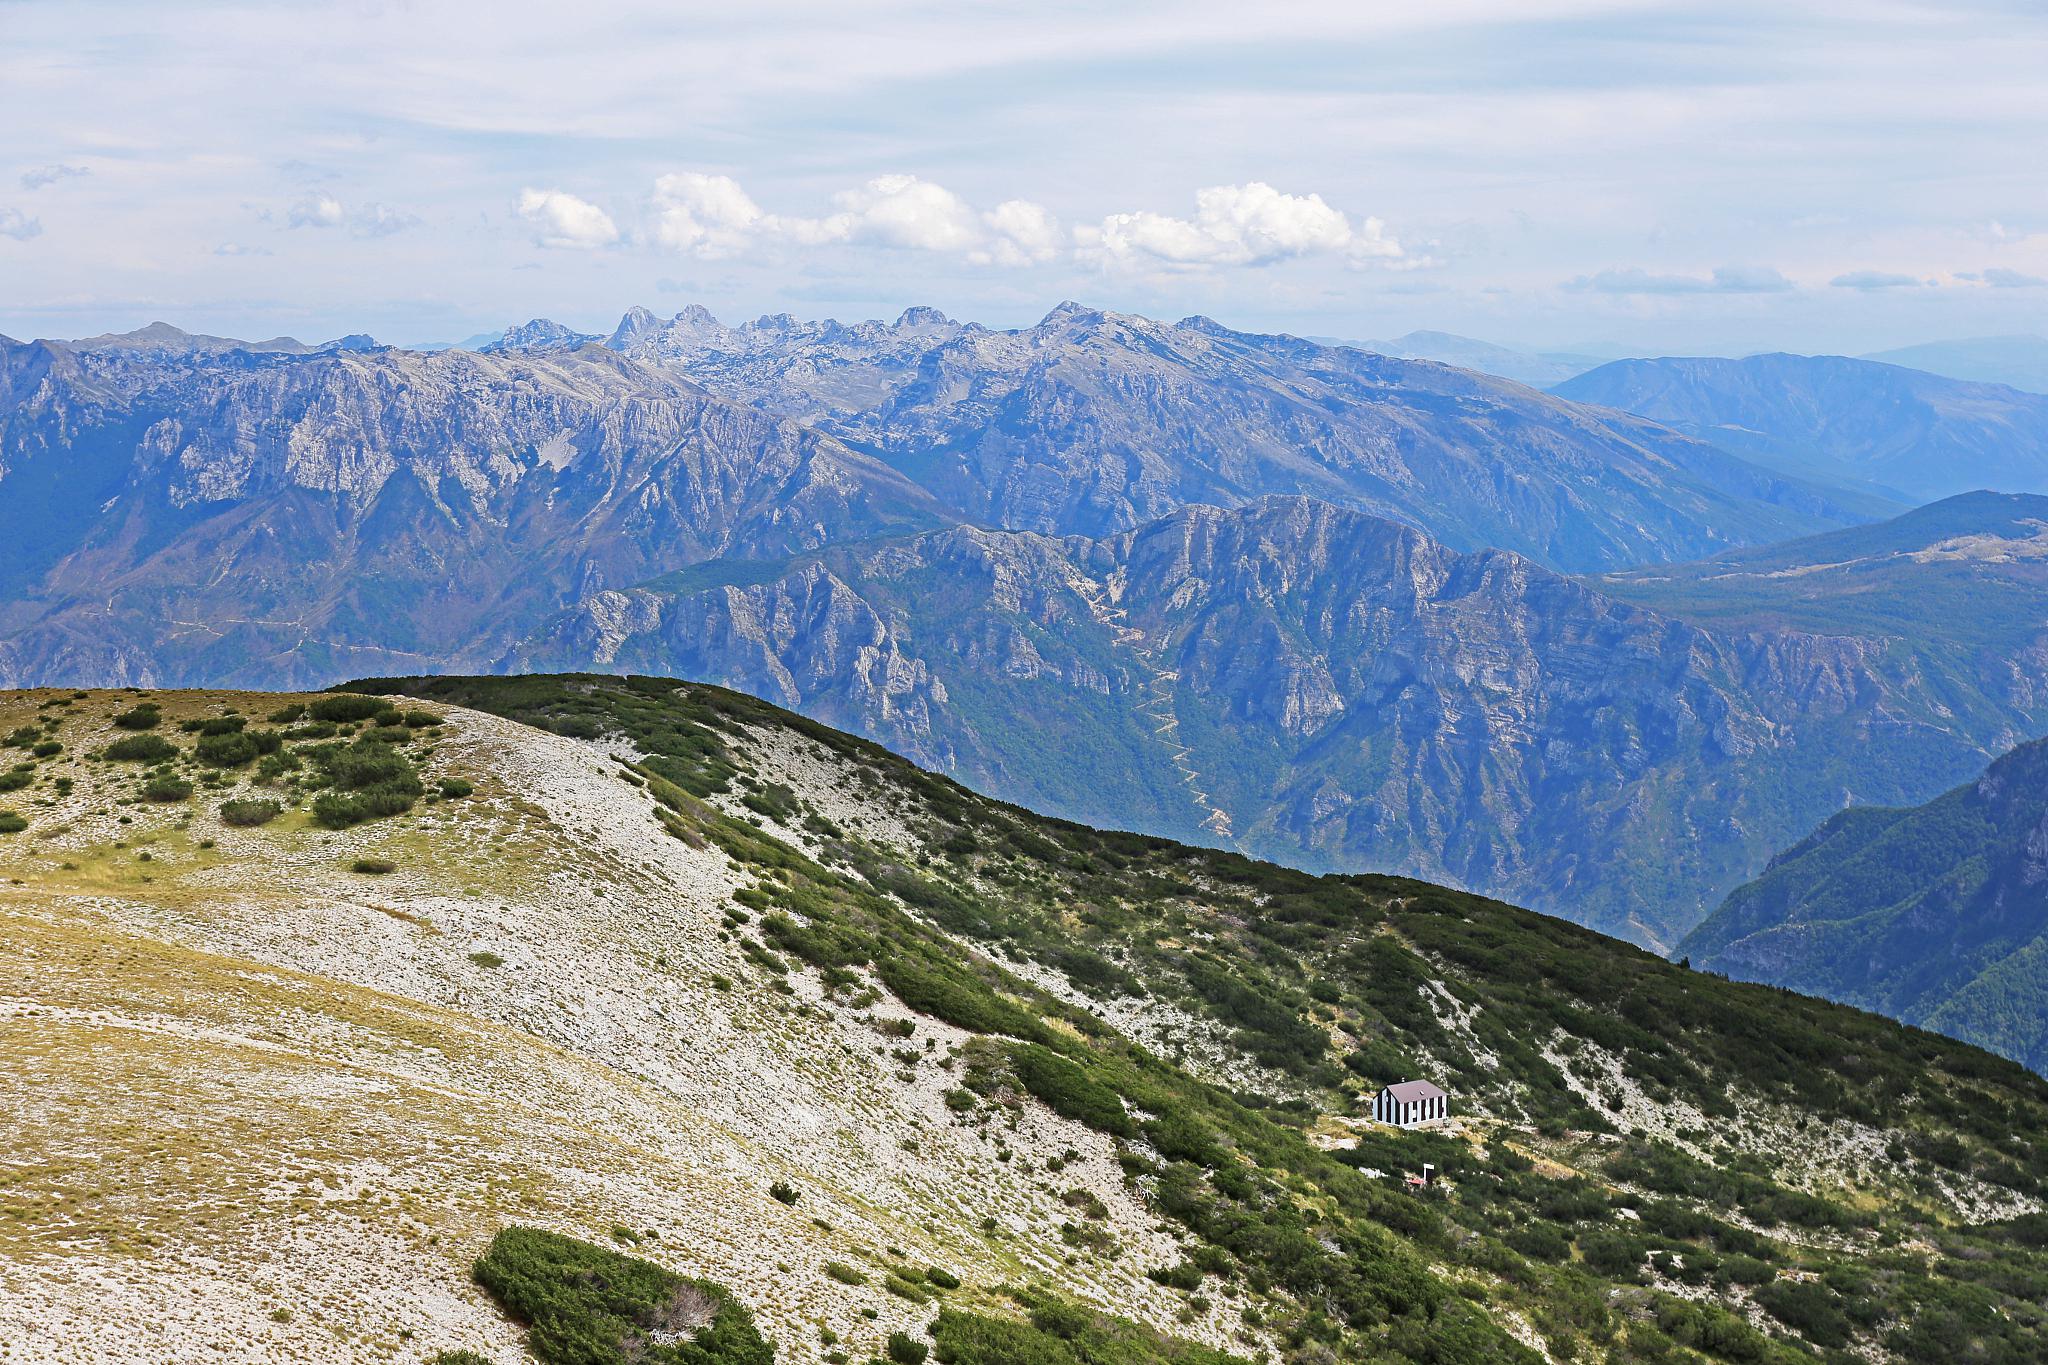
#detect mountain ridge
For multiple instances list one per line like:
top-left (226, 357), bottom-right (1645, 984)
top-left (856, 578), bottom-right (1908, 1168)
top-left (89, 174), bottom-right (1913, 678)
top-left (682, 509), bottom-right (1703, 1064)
top-left (510, 494), bottom-right (2048, 948)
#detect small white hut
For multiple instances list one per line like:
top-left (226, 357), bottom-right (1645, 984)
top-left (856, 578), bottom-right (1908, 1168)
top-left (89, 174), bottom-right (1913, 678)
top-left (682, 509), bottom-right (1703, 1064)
top-left (1372, 1079), bottom-right (1448, 1128)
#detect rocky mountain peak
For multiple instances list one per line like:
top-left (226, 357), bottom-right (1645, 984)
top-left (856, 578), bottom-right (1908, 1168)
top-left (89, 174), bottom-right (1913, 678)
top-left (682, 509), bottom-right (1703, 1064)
top-left (481, 317), bottom-right (599, 353)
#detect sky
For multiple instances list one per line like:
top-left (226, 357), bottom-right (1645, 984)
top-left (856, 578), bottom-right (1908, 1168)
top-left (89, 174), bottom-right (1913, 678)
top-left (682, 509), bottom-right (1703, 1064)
top-left (3, 0), bottom-right (2046, 355)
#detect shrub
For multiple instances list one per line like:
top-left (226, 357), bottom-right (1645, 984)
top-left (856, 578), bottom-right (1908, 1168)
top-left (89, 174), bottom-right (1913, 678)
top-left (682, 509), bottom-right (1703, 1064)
top-left (0, 811), bottom-right (26, 834)
top-left (769, 1180), bottom-right (798, 1205)
top-left (142, 774), bottom-right (194, 802)
top-left (404, 709), bottom-right (444, 728)
top-left (876, 954), bottom-right (1042, 1039)
top-left (0, 727), bottom-right (36, 748)
top-left (309, 694), bottom-right (391, 724)
top-left (886, 1332), bottom-right (929, 1365)
top-left (219, 798), bottom-right (281, 827)
top-left (469, 950), bottom-right (505, 968)
top-left (111, 704), bottom-right (161, 730)
top-left (428, 1353), bottom-right (492, 1365)
top-left (31, 741), bottom-right (61, 758)
top-left (267, 704), bottom-right (307, 724)
top-left (106, 734), bottom-right (178, 763)
top-left (1577, 1229), bottom-right (1646, 1279)
top-left (471, 1226), bottom-right (772, 1365)
top-left (1754, 1279), bottom-right (1853, 1348)
top-left (438, 777), bottom-right (475, 799)
top-left (307, 737), bottom-right (423, 828)
top-left (1011, 1043), bottom-right (1135, 1137)
top-left (351, 857), bottom-right (397, 875)
top-left (1506, 1223), bottom-right (1571, 1261)
top-left (195, 730), bottom-right (281, 767)
top-left (925, 1266), bottom-right (961, 1290)
top-left (823, 1261), bottom-right (868, 1286)
top-left (0, 766), bottom-right (31, 793)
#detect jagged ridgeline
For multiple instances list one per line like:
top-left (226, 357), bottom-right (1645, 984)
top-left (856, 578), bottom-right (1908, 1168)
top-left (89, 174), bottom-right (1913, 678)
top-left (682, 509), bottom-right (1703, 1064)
top-left (0, 675), bottom-right (2043, 1364)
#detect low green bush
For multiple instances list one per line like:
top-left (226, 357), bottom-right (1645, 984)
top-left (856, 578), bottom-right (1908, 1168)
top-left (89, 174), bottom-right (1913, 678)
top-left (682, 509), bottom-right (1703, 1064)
top-left (351, 857), bottom-right (397, 875)
top-left (0, 811), bottom-right (26, 834)
top-left (142, 774), bottom-right (193, 802)
top-left (885, 1332), bottom-right (929, 1365)
top-left (439, 777), bottom-right (475, 798)
top-left (106, 734), bottom-right (178, 763)
top-left (1012, 1043), bottom-right (1135, 1137)
top-left (111, 704), bottom-right (161, 730)
top-left (219, 799), bottom-right (283, 827)
top-left (195, 729), bottom-right (281, 767)
top-left (471, 1226), bottom-right (772, 1365)
top-left (0, 766), bottom-right (32, 793)
top-left (309, 694), bottom-right (392, 724)
top-left (930, 1296), bottom-right (1253, 1365)
top-left (307, 736), bottom-right (423, 828)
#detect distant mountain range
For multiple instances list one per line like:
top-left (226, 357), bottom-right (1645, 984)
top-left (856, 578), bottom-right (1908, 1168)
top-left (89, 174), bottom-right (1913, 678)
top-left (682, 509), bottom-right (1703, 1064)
top-left (1682, 734), bottom-right (2048, 1072)
top-left (1553, 352), bottom-right (2048, 502)
top-left (604, 303), bottom-right (1888, 566)
top-left (1862, 333), bottom-right (2048, 396)
top-left (1321, 330), bottom-right (1611, 387)
top-left (4, 306), bottom-right (2044, 951)
top-left (0, 334), bottom-right (949, 682)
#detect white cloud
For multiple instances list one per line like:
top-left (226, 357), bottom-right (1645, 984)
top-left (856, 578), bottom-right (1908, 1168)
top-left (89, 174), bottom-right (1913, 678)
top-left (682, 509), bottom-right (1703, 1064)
top-left (980, 199), bottom-right (1061, 266)
top-left (1829, 270), bottom-right (1925, 290)
top-left (651, 173), bottom-right (764, 257)
top-left (517, 188), bottom-right (619, 249)
top-left (1566, 265), bottom-right (1794, 295)
top-left (817, 174), bottom-right (982, 252)
top-left (0, 208), bottom-right (42, 241)
top-left (20, 164), bottom-right (88, 191)
top-left (352, 203), bottom-right (420, 238)
top-left (213, 241), bottom-right (272, 257)
top-left (287, 193), bottom-right (346, 229)
top-left (650, 171), bottom-right (1060, 266)
top-left (1082, 182), bottom-right (1401, 269)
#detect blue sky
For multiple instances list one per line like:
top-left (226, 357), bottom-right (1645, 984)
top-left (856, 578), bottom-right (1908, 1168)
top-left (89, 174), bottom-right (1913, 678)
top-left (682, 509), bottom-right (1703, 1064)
top-left (3, 0), bottom-right (2045, 353)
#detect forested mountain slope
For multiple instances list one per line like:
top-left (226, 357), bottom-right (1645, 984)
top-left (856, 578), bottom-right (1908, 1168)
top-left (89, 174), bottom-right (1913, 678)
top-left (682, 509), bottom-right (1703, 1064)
top-left (1682, 736), bottom-right (2048, 1072)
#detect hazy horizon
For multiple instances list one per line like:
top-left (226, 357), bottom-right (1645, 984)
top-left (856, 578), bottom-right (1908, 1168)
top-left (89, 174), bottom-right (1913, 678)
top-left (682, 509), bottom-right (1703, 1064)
top-left (5, 2), bottom-right (2046, 356)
